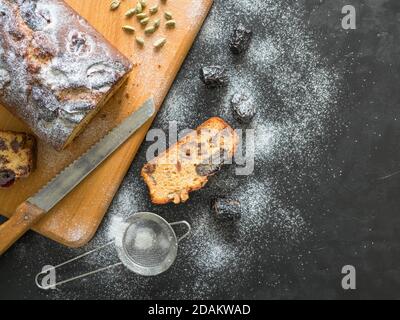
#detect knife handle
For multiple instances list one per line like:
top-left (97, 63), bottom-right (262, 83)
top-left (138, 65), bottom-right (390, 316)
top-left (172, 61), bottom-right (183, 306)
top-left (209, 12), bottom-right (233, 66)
top-left (0, 202), bottom-right (46, 256)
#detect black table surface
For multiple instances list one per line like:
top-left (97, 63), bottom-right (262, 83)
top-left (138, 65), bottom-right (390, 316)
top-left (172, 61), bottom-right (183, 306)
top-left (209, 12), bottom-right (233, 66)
top-left (1, 0), bottom-right (400, 300)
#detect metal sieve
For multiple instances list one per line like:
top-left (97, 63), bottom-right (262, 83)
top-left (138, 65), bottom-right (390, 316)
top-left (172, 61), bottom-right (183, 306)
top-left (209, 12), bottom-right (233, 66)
top-left (116, 212), bottom-right (190, 276)
top-left (35, 212), bottom-right (191, 289)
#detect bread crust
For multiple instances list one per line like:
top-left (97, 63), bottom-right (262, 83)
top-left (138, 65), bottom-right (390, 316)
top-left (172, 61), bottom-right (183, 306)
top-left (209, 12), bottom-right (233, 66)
top-left (0, 0), bottom-right (132, 150)
top-left (142, 117), bottom-right (238, 205)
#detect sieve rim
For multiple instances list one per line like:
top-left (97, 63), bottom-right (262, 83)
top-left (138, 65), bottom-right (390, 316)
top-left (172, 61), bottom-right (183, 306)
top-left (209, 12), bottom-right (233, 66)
top-left (116, 212), bottom-right (179, 276)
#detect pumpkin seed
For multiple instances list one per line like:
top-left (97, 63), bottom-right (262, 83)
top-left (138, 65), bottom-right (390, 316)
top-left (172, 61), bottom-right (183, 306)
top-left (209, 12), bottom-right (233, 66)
top-left (140, 0), bottom-right (147, 8)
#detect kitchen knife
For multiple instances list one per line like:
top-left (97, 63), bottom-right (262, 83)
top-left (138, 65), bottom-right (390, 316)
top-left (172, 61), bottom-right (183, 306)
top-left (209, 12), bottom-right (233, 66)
top-left (0, 98), bottom-right (156, 255)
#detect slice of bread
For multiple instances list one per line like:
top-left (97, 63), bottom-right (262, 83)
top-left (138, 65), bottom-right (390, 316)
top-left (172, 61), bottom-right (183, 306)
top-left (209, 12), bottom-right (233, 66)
top-left (0, 131), bottom-right (36, 188)
top-left (142, 117), bottom-right (238, 205)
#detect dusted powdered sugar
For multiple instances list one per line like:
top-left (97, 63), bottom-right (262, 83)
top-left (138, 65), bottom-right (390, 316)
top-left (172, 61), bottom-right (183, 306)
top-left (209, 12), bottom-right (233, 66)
top-left (44, 0), bottom-right (341, 299)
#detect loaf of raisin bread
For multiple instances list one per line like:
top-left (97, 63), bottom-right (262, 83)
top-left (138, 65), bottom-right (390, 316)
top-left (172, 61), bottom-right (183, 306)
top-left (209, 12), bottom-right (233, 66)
top-left (142, 117), bottom-right (238, 205)
top-left (0, 131), bottom-right (36, 188)
top-left (0, 0), bottom-right (132, 151)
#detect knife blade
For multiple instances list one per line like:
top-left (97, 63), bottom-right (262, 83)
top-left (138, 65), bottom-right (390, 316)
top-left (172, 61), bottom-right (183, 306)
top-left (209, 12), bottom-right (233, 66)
top-left (0, 97), bottom-right (156, 255)
top-left (30, 97), bottom-right (156, 212)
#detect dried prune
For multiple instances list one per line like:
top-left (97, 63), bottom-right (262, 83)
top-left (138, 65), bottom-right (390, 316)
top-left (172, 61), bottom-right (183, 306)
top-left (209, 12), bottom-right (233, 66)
top-left (231, 93), bottom-right (256, 123)
top-left (20, 1), bottom-right (51, 31)
top-left (59, 110), bottom-right (85, 124)
top-left (31, 86), bottom-right (59, 122)
top-left (87, 62), bottom-right (120, 90)
top-left (0, 155), bottom-right (9, 165)
top-left (212, 197), bottom-right (242, 221)
top-left (0, 169), bottom-right (16, 188)
top-left (67, 30), bottom-right (92, 55)
top-left (143, 163), bottom-right (157, 174)
top-left (0, 138), bottom-right (6, 151)
top-left (200, 66), bottom-right (228, 88)
top-left (230, 24), bottom-right (253, 55)
top-left (63, 101), bottom-right (94, 114)
top-left (10, 139), bottom-right (20, 153)
top-left (37, 108), bottom-right (58, 122)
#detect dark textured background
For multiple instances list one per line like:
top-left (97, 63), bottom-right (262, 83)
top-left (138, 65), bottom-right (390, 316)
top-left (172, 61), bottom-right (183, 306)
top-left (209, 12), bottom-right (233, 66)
top-left (1, 0), bottom-right (400, 300)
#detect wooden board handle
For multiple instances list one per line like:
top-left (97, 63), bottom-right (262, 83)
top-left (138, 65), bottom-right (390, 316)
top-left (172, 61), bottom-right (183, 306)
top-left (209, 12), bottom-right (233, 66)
top-left (0, 202), bottom-right (46, 255)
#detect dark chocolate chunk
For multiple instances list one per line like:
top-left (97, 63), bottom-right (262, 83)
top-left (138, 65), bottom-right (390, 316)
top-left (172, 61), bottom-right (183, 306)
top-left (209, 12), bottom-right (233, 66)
top-left (230, 23), bottom-right (253, 55)
top-left (231, 93), bottom-right (256, 123)
top-left (200, 66), bottom-right (228, 88)
top-left (0, 169), bottom-right (16, 188)
top-left (212, 197), bottom-right (242, 221)
top-left (196, 163), bottom-right (222, 176)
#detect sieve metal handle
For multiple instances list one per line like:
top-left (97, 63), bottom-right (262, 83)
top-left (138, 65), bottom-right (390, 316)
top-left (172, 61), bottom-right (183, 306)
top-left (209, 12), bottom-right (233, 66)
top-left (35, 241), bottom-right (123, 290)
top-left (169, 221), bottom-right (191, 243)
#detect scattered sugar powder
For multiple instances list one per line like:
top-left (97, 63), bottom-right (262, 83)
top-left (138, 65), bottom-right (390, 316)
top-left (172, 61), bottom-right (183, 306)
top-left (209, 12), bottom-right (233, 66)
top-left (104, 175), bottom-right (149, 243)
top-left (45, 0), bottom-right (342, 299)
top-left (188, 214), bottom-right (240, 273)
top-left (157, 81), bottom-right (197, 127)
top-left (186, 0), bottom-right (210, 22)
top-left (254, 123), bottom-right (277, 160)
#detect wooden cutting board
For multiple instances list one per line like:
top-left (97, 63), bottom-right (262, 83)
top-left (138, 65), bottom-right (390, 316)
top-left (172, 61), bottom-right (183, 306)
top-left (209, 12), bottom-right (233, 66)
top-left (0, 0), bottom-right (213, 248)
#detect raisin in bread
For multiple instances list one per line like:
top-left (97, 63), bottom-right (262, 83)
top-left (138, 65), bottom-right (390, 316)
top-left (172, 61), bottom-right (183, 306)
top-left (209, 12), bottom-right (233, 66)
top-left (0, 131), bottom-right (36, 188)
top-left (142, 117), bottom-right (238, 205)
top-left (0, 0), bottom-right (132, 151)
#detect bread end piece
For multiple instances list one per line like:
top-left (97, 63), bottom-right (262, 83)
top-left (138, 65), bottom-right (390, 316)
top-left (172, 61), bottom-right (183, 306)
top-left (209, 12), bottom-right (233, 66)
top-left (0, 0), bottom-right (133, 151)
top-left (0, 131), bottom-right (36, 188)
